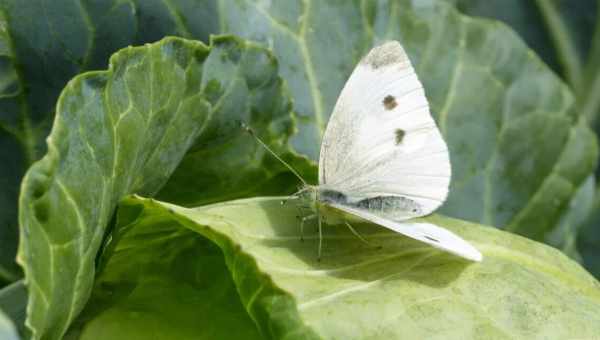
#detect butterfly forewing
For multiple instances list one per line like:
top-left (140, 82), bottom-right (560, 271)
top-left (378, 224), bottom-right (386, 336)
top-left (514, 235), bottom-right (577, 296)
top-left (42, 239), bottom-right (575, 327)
top-left (316, 41), bottom-right (481, 262)
top-left (318, 41), bottom-right (450, 217)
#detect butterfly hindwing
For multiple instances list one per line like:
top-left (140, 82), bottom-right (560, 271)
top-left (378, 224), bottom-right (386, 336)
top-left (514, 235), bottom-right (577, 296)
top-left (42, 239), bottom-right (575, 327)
top-left (328, 203), bottom-right (482, 262)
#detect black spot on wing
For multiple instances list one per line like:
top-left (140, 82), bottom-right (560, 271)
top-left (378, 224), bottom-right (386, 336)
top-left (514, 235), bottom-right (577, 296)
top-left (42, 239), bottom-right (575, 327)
top-left (424, 236), bottom-right (439, 243)
top-left (395, 129), bottom-right (405, 144)
top-left (383, 95), bottom-right (397, 110)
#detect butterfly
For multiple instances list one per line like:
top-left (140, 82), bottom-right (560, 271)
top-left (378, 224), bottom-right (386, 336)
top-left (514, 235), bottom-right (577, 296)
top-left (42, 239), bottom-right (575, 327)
top-left (247, 41), bottom-right (482, 262)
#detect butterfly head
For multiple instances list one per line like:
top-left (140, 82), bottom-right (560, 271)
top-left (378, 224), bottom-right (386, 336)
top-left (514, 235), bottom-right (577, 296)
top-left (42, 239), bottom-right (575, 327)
top-left (292, 185), bottom-right (319, 210)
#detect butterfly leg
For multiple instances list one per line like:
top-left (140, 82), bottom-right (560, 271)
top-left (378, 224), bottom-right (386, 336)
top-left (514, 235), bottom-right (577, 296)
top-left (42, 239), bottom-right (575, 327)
top-left (344, 221), bottom-right (369, 244)
top-left (281, 195), bottom-right (300, 206)
top-left (317, 212), bottom-right (323, 261)
top-left (344, 222), bottom-right (381, 249)
top-left (299, 214), bottom-right (317, 242)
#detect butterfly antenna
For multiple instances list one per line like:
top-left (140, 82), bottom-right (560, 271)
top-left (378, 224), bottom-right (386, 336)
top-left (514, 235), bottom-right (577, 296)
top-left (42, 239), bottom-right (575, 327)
top-left (242, 123), bottom-right (308, 186)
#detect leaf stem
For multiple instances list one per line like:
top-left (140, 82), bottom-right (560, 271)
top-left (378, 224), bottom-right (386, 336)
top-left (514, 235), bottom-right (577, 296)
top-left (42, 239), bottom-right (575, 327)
top-left (578, 3), bottom-right (600, 126)
top-left (534, 0), bottom-right (582, 90)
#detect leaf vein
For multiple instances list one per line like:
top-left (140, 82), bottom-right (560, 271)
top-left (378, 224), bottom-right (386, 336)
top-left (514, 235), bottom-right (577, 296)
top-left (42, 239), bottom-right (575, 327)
top-left (297, 253), bottom-right (436, 310)
top-left (505, 125), bottom-right (577, 230)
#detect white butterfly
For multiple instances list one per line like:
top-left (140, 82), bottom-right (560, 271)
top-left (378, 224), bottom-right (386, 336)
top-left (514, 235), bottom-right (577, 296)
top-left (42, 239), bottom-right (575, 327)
top-left (248, 41), bottom-right (482, 262)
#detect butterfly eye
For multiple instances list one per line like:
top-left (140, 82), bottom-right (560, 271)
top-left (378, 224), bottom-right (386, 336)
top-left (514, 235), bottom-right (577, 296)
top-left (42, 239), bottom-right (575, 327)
top-left (383, 95), bottom-right (397, 110)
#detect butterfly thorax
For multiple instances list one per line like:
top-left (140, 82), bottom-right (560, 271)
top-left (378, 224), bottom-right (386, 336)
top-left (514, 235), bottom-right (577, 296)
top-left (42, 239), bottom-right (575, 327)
top-left (295, 185), bottom-right (320, 211)
top-left (296, 185), bottom-right (348, 207)
top-left (295, 185), bottom-right (355, 224)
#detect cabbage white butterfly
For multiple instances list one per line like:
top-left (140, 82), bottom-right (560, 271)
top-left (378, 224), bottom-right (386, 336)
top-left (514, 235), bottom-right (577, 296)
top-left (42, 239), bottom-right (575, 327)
top-left (247, 41), bottom-right (482, 262)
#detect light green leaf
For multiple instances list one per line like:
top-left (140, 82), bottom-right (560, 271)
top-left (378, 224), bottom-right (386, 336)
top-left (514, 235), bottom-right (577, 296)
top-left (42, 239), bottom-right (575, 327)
top-left (76, 195), bottom-right (600, 339)
top-left (214, 0), bottom-right (598, 242)
top-left (18, 36), bottom-right (298, 339)
top-left (65, 202), bottom-right (262, 340)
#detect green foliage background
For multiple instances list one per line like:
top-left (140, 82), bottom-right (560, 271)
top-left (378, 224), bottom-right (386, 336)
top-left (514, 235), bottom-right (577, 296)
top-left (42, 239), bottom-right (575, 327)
top-left (0, 0), bottom-right (599, 339)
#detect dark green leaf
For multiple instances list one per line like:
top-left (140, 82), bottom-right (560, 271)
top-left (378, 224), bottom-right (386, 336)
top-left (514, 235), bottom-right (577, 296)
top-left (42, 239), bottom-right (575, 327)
top-left (0, 0), bottom-right (138, 284)
top-left (453, 0), bottom-right (600, 129)
top-left (447, 0), bottom-right (600, 276)
top-left (0, 308), bottom-right (18, 340)
top-left (214, 0), bottom-right (598, 243)
top-left (579, 185), bottom-right (600, 278)
top-left (546, 176), bottom-right (595, 259)
top-left (0, 8), bottom-right (24, 283)
top-left (131, 0), bottom-right (219, 43)
top-left (450, 0), bottom-right (552, 69)
top-left (452, 0), bottom-right (597, 85)
top-left (0, 280), bottom-right (27, 337)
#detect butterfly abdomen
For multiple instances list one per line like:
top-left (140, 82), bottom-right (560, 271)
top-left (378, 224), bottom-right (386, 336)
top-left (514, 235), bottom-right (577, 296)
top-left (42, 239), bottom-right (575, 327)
top-left (318, 187), bottom-right (422, 216)
top-left (351, 196), bottom-right (422, 215)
